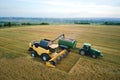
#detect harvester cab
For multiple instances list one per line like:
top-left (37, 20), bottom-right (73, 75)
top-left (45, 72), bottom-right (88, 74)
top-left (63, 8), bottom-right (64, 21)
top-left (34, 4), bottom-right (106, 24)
top-left (28, 34), bottom-right (69, 67)
top-left (79, 43), bottom-right (103, 59)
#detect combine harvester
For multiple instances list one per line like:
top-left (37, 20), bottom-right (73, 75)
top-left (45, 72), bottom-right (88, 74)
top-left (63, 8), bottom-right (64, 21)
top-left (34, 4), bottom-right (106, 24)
top-left (28, 34), bottom-right (103, 67)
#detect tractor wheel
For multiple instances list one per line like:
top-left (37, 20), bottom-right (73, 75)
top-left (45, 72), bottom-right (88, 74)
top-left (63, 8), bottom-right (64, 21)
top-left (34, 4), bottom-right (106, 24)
top-left (31, 51), bottom-right (37, 57)
top-left (92, 54), bottom-right (97, 59)
top-left (41, 53), bottom-right (51, 62)
top-left (79, 50), bottom-right (85, 55)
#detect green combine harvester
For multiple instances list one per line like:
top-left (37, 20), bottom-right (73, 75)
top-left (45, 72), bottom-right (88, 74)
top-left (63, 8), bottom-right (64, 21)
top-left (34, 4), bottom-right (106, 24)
top-left (28, 34), bottom-right (103, 67)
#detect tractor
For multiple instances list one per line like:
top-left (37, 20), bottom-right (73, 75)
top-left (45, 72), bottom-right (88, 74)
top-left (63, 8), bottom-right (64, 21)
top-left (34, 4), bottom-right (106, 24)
top-left (58, 38), bottom-right (103, 59)
top-left (79, 43), bottom-right (103, 58)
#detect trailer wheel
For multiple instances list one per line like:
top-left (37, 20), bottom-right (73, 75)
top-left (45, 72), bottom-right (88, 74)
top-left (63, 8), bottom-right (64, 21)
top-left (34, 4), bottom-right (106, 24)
top-left (79, 50), bottom-right (85, 55)
top-left (92, 54), bottom-right (97, 59)
top-left (41, 53), bottom-right (51, 62)
top-left (31, 51), bottom-right (37, 57)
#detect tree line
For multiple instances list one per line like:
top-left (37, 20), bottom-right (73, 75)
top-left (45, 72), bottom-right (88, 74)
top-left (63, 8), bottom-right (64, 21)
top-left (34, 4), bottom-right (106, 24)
top-left (102, 22), bottom-right (120, 25)
top-left (0, 22), bottom-right (49, 28)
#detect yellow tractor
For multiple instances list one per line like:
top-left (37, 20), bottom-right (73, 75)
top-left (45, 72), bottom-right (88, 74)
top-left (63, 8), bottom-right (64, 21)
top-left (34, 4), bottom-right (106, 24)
top-left (28, 34), bottom-right (70, 67)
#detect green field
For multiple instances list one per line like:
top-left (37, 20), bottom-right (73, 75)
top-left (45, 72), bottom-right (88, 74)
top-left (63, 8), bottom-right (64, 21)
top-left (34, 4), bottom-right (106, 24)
top-left (0, 25), bottom-right (120, 80)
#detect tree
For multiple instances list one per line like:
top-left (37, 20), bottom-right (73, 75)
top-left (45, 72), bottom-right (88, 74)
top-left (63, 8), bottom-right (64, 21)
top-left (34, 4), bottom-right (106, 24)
top-left (7, 22), bottom-right (12, 27)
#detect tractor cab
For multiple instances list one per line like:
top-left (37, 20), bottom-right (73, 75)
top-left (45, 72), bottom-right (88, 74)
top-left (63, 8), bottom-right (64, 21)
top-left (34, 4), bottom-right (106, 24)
top-left (83, 43), bottom-right (91, 51)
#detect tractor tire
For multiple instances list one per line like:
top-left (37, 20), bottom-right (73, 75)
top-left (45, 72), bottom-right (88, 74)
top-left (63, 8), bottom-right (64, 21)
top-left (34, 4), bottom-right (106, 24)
top-left (92, 54), bottom-right (97, 59)
top-left (41, 53), bottom-right (51, 62)
top-left (31, 51), bottom-right (37, 57)
top-left (79, 50), bottom-right (85, 56)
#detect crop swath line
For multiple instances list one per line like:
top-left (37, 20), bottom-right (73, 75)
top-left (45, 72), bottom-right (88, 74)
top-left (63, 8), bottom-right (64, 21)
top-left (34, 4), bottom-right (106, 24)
top-left (56, 53), bottom-right (80, 72)
top-left (0, 46), bottom-right (25, 59)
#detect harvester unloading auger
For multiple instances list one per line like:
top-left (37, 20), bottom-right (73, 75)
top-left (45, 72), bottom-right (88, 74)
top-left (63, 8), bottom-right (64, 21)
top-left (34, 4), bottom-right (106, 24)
top-left (28, 34), bottom-right (103, 67)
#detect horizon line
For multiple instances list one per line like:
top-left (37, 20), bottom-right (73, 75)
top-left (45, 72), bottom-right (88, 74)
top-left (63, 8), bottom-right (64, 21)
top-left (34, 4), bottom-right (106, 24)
top-left (0, 17), bottom-right (120, 19)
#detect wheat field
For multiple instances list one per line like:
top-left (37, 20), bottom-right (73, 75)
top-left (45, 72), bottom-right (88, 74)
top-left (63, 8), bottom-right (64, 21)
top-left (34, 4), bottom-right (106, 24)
top-left (0, 25), bottom-right (120, 80)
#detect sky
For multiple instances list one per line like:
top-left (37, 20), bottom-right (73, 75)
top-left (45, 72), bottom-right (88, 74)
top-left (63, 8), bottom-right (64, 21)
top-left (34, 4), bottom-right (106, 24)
top-left (0, 0), bottom-right (120, 18)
